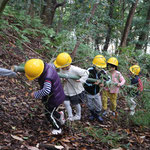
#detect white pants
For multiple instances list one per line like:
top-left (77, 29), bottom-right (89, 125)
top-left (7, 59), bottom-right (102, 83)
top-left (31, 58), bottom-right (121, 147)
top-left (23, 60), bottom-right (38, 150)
top-left (128, 97), bottom-right (137, 115)
top-left (64, 101), bottom-right (81, 118)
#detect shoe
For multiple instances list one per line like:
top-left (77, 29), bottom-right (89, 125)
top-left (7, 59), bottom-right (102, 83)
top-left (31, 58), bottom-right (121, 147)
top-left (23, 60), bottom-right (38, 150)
top-left (102, 110), bottom-right (107, 116)
top-left (130, 105), bottom-right (136, 111)
top-left (52, 129), bottom-right (62, 135)
top-left (130, 110), bottom-right (135, 116)
top-left (59, 111), bottom-right (65, 125)
top-left (89, 115), bottom-right (94, 121)
top-left (97, 116), bottom-right (103, 123)
top-left (68, 116), bottom-right (74, 121)
top-left (73, 115), bottom-right (81, 121)
top-left (112, 111), bottom-right (116, 116)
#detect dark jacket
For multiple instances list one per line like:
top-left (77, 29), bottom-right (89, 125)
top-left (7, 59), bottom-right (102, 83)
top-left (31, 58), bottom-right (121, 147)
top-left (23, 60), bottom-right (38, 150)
top-left (84, 67), bottom-right (110, 95)
top-left (38, 63), bottom-right (65, 107)
top-left (129, 75), bottom-right (143, 96)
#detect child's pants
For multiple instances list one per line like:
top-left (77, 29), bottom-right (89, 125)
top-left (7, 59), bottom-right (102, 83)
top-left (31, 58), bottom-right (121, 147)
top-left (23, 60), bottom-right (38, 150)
top-left (127, 97), bottom-right (137, 115)
top-left (64, 101), bottom-right (81, 118)
top-left (86, 93), bottom-right (102, 114)
top-left (102, 90), bottom-right (117, 111)
top-left (42, 98), bottom-right (61, 130)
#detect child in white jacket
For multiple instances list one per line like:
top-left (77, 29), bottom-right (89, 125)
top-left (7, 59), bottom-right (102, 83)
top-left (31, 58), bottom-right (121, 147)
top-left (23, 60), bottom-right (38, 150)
top-left (54, 52), bottom-right (89, 121)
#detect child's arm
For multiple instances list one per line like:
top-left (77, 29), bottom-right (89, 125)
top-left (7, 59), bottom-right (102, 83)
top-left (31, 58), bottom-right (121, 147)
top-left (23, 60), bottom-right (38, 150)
top-left (0, 68), bottom-right (17, 77)
top-left (76, 67), bottom-right (89, 83)
top-left (118, 73), bottom-right (126, 87)
top-left (138, 78), bottom-right (143, 92)
top-left (31, 80), bottom-right (52, 99)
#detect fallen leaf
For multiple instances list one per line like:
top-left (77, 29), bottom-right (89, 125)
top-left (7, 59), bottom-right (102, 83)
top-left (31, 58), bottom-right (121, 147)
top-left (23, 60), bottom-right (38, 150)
top-left (125, 129), bottom-right (130, 134)
top-left (0, 95), bottom-right (5, 99)
top-left (11, 135), bottom-right (24, 141)
top-left (61, 138), bottom-right (70, 143)
top-left (111, 147), bottom-right (124, 150)
top-left (136, 135), bottom-right (145, 144)
top-left (55, 145), bottom-right (64, 149)
top-left (26, 146), bottom-right (39, 150)
top-left (8, 97), bottom-right (16, 100)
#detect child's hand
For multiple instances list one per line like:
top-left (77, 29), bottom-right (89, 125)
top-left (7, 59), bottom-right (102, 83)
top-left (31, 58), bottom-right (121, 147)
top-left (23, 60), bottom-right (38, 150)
top-left (94, 80), bottom-right (100, 85)
top-left (117, 83), bottom-right (121, 87)
top-left (99, 83), bottom-right (104, 87)
top-left (62, 78), bottom-right (67, 83)
top-left (76, 80), bottom-right (80, 82)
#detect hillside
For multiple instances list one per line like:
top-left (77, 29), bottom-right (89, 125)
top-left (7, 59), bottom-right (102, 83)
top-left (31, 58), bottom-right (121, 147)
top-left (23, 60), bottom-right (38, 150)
top-left (0, 35), bottom-right (150, 150)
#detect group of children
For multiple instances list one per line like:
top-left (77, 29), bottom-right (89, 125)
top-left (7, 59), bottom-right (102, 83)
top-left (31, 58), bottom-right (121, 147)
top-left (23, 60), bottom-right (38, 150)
top-left (1, 52), bottom-right (143, 135)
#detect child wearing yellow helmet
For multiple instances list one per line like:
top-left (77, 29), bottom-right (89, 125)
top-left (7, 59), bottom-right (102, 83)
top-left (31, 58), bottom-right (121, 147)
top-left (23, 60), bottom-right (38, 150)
top-left (54, 52), bottom-right (89, 121)
top-left (24, 59), bottom-right (65, 135)
top-left (127, 65), bottom-right (143, 115)
top-left (102, 57), bottom-right (125, 117)
top-left (84, 55), bottom-right (111, 123)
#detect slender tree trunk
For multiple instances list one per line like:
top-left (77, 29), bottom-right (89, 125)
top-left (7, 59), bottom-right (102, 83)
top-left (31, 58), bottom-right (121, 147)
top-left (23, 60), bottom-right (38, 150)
top-left (103, 0), bottom-right (115, 52)
top-left (28, 0), bottom-right (34, 17)
top-left (56, 7), bottom-right (64, 33)
top-left (120, 0), bottom-right (139, 47)
top-left (41, 0), bottom-right (66, 26)
top-left (0, 0), bottom-right (9, 16)
top-left (135, 4), bottom-right (150, 51)
top-left (71, 3), bottom-right (98, 59)
top-left (95, 37), bottom-right (100, 51)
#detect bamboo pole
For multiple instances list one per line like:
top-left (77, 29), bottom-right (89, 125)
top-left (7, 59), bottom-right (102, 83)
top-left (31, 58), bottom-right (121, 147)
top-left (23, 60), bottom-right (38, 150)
top-left (13, 65), bottom-right (150, 92)
top-left (13, 65), bottom-right (107, 83)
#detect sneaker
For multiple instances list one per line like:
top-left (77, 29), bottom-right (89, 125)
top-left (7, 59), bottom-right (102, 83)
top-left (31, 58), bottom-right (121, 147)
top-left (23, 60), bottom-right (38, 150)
top-left (73, 115), bottom-right (81, 121)
top-left (130, 110), bottom-right (135, 116)
top-left (59, 111), bottom-right (65, 125)
top-left (52, 129), bottom-right (62, 135)
top-left (97, 116), bottom-right (103, 123)
top-left (89, 115), bottom-right (94, 121)
top-left (68, 116), bottom-right (74, 121)
top-left (102, 110), bottom-right (107, 116)
top-left (112, 111), bottom-right (116, 116)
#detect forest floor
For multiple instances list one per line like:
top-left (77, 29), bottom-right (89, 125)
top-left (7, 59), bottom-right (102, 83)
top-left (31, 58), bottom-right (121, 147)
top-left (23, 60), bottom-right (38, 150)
top-left (0, 36), bottom-right (150, 150)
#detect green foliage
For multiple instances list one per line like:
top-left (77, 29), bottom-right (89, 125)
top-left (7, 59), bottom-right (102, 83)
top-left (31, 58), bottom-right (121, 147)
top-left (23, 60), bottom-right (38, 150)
top-left (84, 126), bottom-right (127, 148)
top-left (132, 111), bottom-right (150, 127)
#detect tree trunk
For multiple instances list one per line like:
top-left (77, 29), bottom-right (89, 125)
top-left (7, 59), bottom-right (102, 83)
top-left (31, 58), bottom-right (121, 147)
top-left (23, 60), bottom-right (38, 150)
top-left (28, 0), bottom-right (34, 17)
top-left (41, 0), bottom-right (66, 26)
top-left (103, 0), bottom-right (115, 52)
top-left (0, 0), bottom-right (9, 16)
top-left (56, 6), bottom-right (64, 33)
top-left (71, 3), bottom-right (98, 59)
top-left (135, 4), bottom-right (150, 51)
top-left (120, 0), bottom-right (139, 47)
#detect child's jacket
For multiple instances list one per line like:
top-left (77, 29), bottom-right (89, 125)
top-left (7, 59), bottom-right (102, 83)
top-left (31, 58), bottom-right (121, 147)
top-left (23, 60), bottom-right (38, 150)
top-left (60, 65), bottom-right (89, 96)
top-left (105, 70), bottom-right (125, 93)
top-left (38, 63), bottom-right (65, 107)
top-left (129, 75), bottom-right (143, 97)
top-left (84, 67), bottom-right (111, 95)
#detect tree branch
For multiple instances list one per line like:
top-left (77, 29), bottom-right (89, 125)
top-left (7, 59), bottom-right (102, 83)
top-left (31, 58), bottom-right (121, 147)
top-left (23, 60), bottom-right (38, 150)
top-left (54, 0), bottom-right (67, 9)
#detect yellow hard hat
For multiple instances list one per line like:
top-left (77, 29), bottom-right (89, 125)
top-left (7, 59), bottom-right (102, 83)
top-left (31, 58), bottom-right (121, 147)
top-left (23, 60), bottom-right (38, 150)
top-left (129, 65), bottom-right (140, 75)
top-left (24, 59), bottom-right (44, 80)
top-left (92, 55), bottom-right (106, 68)
top-left (54, 52), bottom-right (72, 68)
top-left (107, 57), bottom-right (118, 66)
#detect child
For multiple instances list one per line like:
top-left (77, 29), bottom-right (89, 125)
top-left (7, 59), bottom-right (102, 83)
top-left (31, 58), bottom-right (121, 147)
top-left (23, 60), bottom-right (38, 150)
top-left (128, 65), bottom-right (143, 115)
top-left (54, 52), bottom-right (89, 121)
top-left (0, 68), bottom-right (17, 77)
top-left (24, 59), bottom-right (65, 135)
top-left (102, 57), bottom-right (125, 116)
top-left (84, 55), bottom-right (111, 123)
